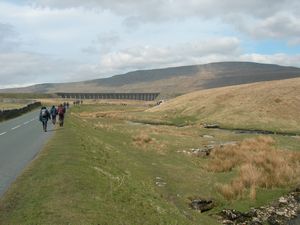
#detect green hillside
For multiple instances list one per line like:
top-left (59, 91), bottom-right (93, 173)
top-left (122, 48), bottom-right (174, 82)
top-left (1, 62), bottom-right (300, 96)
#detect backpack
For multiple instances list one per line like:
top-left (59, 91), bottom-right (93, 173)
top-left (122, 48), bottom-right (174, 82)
top-left (51, 108), bottom-right (57, 116)
top-left (58, 107), bottom-right (64, 115)
top-left (41, 109), bottom-right (47, 117)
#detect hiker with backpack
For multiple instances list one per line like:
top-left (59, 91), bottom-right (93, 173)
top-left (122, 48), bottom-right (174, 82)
top-left (39, 106), bottom-right (51, 132)
top-left (57, 104), bottom-right (66, 127)
top-left (50, 105), bottom-right (58, 125)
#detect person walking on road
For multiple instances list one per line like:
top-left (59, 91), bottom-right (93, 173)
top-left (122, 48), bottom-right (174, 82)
top-left (57, 104), bottom-right (66, 127)
top-left (50, 105), bottom-right (58, 125)
top-left (39, 106), bottom-right (51, 132)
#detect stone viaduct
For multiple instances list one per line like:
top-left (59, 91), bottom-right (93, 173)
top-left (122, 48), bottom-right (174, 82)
top-left (56, 93), bottom-right (160, 101)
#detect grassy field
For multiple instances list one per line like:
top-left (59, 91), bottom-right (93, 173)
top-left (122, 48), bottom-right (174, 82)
top-left (0, 99), bottom-right (33, 110)
top-left (149, 78), bottom-right (300, 133)
top-left (0, 102), bottom-right (25, 110)
top-left (0, 93), bottom-right (54, 110)
top-left (0, 99), bottom-right (299, 224)
top-left (0, 93), bottom-right (55, 99)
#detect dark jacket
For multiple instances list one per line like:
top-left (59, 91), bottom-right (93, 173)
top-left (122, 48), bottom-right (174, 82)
top-left (50, 106), bottom-right (58, 117)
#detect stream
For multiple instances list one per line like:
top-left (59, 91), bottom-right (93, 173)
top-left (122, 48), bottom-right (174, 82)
top-left (204, 125), bottom-right (299, 137)
top-left (288, 215), bottom-right (300, 225)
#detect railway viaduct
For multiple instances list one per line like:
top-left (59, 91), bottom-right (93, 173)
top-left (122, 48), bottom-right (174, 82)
top-left (56, 93), bottom-right (160, 101)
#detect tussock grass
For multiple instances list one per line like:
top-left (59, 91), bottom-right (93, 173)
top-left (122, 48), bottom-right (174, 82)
top-left (132, 132), bottom-right (154, 146)
top-left (208, 136), bottom-right (300, 200)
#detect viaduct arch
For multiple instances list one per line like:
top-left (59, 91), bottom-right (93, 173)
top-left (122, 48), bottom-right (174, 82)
top-left (56, 93), bottom-right (160, 101)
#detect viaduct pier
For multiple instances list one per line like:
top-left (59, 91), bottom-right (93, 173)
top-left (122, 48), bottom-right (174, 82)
top-left (56, 93), bottom-right (160, 101)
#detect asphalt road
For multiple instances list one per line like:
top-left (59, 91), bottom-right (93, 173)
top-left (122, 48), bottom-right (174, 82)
top-left (0, 109), bottom-right (54, 197)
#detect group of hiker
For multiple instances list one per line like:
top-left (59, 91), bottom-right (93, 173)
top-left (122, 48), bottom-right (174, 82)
top-left (73, 100), bottom-right (83, 105)
top-left (39, 103), bottom-right (68, 132)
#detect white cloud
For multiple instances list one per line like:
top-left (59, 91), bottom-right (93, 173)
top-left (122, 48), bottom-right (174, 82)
top-left (0, 52), bottom-right (86, 88)
top-left (0, 2), bottom-right (122, 57)
top-left (0, 23), bottom-right (20, 52)
top-left (96, 37), bottom-right (241, 74)
top-left (29, 0), bottom-right (299, 21)
top-left (0, 1), bottom-right (300, 88)
top-left (238, 13), bottom-right (300, 45)
top-left (82, 31), bottom-right (121, 55)
top-left (240, 53), bottom-right (300, 67)
top-left (30, 0), bottom-right (300, 43)
top-left (31, 0), bottom-right (294, 17)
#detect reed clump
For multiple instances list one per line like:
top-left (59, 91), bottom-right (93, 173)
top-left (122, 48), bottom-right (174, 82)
top-left (208, 136), bottom-right (300, 200)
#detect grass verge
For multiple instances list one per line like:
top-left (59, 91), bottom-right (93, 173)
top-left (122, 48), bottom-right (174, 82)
top-left (0, 106), bottom-right (216, 224)
top-left (0, 103), bottom-right (299, 224)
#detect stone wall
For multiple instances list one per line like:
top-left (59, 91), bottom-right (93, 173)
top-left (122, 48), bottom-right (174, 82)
top-left (0, 102), bottom-right (41, 121)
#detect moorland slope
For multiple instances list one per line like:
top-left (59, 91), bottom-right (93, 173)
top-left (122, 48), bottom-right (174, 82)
top-left (149, 77), bottom-right (300, 133)
top-left (1, 62), bottom-right (300, 96)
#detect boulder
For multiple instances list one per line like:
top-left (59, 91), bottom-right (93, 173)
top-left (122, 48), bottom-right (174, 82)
top-left (190, 199), bottom-right (214, 212)
top-left (204, 124), bottom-right (220, 128)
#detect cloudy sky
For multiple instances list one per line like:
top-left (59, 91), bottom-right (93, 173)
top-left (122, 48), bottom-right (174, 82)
top-left (0, 0), bottom-right (300, 88)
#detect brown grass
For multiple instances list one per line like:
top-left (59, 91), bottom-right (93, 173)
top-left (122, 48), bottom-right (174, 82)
top-left (94, 122), bottom-right (114, 131)
top-left (132, 133), bottom-right (154, 146)
top-left (78, 111), bottom-right (123, 119)
top-left (148, 78), bottom-right (300, 132)
top-left (208, 136), bottom-right (300, 200)
top-left (132, 132), bottom-right (167, 154)
top-left (36, 98), bottom-right (66, 106)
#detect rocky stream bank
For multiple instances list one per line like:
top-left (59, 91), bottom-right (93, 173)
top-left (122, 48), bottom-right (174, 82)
top-left (218, 188), bottom-right (300, 225)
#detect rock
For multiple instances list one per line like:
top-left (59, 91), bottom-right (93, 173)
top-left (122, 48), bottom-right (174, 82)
top-left (279, 197), bottom-right (287, 204)
top-left (202, 135), bottom-right (214, 139)
top-left (205, 145), bottom-right (215, 149)
top-left (251, 217), bottom-right (263, 225)
top-left (155, 177), bottom-right (166, 187)
top-left (290, 210), bottom-right (297, 217)
top-left (220, 141), bottom-right (237, 147)
top-left (190, 199), bottom-right (214, 212)
top-left (204, 123), bottom-right (220, 128)
top-left (155, 181), bottom-right (166, 187)
top-left (222, 220), bottom-right (233, 225)
top-left (191, 146), bottom-right (214, 157)
top-left (267, 215), bottom-right (281, 225)
top-left (249, 221), bottom-right (263, 225)
top-left (219, 209), bottom-right (241, 220)
top-left (246, 210), bottom-right (258, 218)
top-left (179, 145), bottom-right (215, 157)
top-left (275, 210), bottom-right (285, 216)
top-left (218, 189), bottom-right (300, 224)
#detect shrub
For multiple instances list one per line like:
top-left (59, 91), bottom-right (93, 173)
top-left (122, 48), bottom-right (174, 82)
top-left (207, 136), bottom-right (300, 200)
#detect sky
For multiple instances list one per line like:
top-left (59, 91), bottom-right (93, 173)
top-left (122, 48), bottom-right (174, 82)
top-left (0, 0), bottom-right (300, 88)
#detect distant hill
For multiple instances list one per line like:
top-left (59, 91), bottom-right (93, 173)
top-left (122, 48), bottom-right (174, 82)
top-left (1, 62), bottom-right (300, 95)
top-left (148, 77), bottom-right (300, 133)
